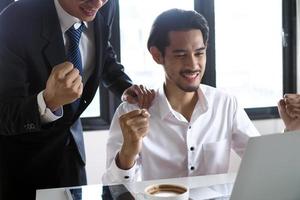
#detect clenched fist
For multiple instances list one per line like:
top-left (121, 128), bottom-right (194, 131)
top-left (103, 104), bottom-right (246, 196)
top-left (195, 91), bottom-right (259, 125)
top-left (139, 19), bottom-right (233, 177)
top-left (117, 109), bottom-right (150, 169)
top-left (278, 94), bottom-right (300, 131)
top-left (43, 62), bottom-right (83, 111)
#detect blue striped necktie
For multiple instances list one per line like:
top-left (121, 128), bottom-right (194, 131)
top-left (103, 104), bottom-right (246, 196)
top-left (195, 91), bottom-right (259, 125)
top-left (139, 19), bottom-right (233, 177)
top-left (66, 23), bottom-right (85, 112)
top-left (66, 23), bottom-right (85, 75)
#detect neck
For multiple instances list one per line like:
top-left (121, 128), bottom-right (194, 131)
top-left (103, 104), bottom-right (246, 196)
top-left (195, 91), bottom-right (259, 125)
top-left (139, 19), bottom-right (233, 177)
top-left (164, 84), bottom-right (198, 122)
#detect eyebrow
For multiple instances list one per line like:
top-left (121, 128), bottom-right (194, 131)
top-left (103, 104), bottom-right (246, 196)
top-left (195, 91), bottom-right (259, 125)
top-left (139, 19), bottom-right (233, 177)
top-left (172, 46), bottom-right (206, 54)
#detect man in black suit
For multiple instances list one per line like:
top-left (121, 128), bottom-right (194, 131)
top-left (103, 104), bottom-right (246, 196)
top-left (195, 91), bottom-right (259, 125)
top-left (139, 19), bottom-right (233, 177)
top-left (0, 0), bottom-right (154, 199)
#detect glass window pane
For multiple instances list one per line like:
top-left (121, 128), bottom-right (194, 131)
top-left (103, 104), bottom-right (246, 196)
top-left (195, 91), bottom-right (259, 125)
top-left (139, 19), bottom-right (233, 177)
top-left (119, 0), bottom-right (194, 89)
top-left (81, 88), bottom-right (100, 118)
top-left (215, 0), bottom-right (282, 108)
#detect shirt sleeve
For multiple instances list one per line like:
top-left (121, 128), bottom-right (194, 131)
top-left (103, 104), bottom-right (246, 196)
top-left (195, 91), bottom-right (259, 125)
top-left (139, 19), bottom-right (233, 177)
top-left (231, 96), bottom-right (260, 157)
top-left (37, 91), bottom-right (63, 124)
top-left (102, 103), bottom-right (141, 184)
top-left (102, 152), bottom-right (139, 184)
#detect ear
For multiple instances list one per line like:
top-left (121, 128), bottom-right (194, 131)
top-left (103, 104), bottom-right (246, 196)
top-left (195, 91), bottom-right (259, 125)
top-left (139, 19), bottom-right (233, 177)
top-left (149, 47), bottom-right (163, 64)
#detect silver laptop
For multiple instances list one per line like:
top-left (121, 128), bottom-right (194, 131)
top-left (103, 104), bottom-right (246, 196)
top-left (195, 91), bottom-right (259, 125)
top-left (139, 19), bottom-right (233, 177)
top-left (230, 131), bottom-right (300, 200)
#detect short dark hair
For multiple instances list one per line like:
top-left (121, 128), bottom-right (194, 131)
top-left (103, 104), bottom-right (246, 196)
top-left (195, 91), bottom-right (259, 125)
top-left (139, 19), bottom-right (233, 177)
top-left (147, 8), bottom-right (209, 56)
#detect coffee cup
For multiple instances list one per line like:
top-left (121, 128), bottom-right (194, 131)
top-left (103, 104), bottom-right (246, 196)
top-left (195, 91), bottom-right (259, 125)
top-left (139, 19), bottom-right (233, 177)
top-left (142, 183), bottom-right (189, 200)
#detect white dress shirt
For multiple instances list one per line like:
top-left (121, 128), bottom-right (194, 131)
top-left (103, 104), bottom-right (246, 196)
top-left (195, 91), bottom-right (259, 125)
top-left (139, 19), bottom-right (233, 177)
top-left (37, 0), bottom-right (96, 123)
top-left (102, 84), bottom-right (260, 184)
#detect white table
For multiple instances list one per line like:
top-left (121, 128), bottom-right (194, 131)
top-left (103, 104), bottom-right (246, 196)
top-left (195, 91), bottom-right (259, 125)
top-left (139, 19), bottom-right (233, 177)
top-left (36, 173), bottom-right (236, 200)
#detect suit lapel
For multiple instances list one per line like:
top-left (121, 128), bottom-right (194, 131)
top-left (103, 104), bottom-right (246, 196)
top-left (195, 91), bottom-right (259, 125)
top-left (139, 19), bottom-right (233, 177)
top-left (40, 0), bottom-right (75, 121)
top-left (40, 0), bottom-right (66, 72)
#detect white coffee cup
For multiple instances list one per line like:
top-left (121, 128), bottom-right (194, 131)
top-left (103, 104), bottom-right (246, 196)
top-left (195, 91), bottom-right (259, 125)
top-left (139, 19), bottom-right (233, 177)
top-left (142, 183), bottom-right (189, 200)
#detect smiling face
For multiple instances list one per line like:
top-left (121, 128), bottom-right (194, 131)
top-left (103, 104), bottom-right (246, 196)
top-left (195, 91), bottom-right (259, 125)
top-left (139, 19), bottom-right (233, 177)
top-left (58, 0), bottom-right (108, 21)
top-left (151, 29), bottom-right (207, 93)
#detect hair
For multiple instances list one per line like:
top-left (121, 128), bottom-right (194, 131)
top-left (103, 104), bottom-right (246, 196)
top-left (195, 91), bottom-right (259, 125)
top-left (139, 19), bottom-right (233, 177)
top-left (147, 8), bottom-right (209, 56)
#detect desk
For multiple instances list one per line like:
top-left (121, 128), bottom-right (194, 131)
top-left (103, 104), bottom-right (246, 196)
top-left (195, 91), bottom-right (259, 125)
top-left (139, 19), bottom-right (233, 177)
top-left (36, 173), bottom-right (236, 200)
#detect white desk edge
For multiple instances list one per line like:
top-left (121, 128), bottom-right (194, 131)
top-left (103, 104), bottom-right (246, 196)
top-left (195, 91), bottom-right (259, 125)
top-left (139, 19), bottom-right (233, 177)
top-left (36, 173), bottom-right (236, 200)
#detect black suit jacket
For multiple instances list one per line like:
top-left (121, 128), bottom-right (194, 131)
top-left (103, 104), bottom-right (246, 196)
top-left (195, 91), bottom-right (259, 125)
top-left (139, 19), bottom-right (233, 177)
top-left (0, 0), bottom-right (131, 195)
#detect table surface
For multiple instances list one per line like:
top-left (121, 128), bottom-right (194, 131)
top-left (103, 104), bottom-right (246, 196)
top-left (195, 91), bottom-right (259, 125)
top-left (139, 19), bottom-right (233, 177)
top-left (36, 173), bottom-right (236, 200)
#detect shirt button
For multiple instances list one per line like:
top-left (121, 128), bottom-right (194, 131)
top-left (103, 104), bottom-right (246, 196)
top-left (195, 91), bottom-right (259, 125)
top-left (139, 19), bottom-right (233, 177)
top-left (190, 147), bottom-right (195, 151)
top-left (188, 126), bottom-right (192, 129)
top-left (190, 166), bottom-right (195, 170)
top-left (124, 176), bottom-right (130, 179)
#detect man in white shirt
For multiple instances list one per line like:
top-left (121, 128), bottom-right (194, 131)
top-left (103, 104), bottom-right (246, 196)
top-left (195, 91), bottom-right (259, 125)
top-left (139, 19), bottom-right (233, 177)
top-left (102, 8), bottom-right (260, 184)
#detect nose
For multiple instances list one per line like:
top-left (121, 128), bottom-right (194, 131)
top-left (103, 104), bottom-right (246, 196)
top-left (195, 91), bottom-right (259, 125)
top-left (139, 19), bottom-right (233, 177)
top-left (185, 54), bottom-right (198, 69)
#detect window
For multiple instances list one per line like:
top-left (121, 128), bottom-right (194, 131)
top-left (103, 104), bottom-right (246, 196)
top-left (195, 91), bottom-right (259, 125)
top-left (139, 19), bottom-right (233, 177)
top-left (81, 89), bottom-right (100, 118)
top-left (215, 0), bottom-right (283, 109)
top-left (195, 0), bottom-right (297, 119)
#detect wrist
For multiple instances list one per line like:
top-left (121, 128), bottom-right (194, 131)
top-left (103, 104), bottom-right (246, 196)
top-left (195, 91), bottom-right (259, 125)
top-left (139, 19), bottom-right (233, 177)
top-left (43, 91), bottom-right (59, 111)
top-left (117, 150), bottom-right (136, 170)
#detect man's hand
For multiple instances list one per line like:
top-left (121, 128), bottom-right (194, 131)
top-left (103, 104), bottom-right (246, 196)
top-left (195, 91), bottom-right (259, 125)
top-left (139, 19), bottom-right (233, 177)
top-left (43, 62), bottom-right (83, 111)
top-left (117, 109), bottom-right (150, 169)
top-left (278, 97), bottom-right (300, 131)
top-left (282, 94), bottom-right (300, 118)
top-left (122, 84), bottom-right (155, 109)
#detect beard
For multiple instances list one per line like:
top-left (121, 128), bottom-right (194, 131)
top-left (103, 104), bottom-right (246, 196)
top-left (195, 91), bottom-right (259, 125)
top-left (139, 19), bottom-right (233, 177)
top-left (176, 83), bottom-right (199, 92)
top-left (176, 69), bottom-right (202, 92)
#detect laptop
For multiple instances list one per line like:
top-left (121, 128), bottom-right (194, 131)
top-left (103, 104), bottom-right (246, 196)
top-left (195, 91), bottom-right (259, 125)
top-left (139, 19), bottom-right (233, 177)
top-left (230, 131), bottom-right (300, 200)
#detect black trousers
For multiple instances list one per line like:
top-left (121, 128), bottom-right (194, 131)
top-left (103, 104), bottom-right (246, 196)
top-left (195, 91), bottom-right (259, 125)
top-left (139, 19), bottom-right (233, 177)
top-left (0, 138), bottom-right (86, 200)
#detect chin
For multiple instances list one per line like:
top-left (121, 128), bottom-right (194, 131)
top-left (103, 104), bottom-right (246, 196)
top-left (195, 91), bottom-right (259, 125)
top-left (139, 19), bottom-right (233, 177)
top-left (179, 85), bottom-right (199, 92)
top-left (185, 87), bottom-right (199, 92)
top-left (81, 16), bottom-right (96, 22)
top-left (76, 12), bottom-right (96, 21)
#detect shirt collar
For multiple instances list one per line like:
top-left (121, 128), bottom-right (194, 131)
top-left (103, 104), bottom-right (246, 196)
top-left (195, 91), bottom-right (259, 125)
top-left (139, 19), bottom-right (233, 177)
top-left (54, 0), bottom-right (88, 32)
top-left (157, 84), bottom-right (209, 121)
top-left (195, 84), bottom-right (209, 118)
